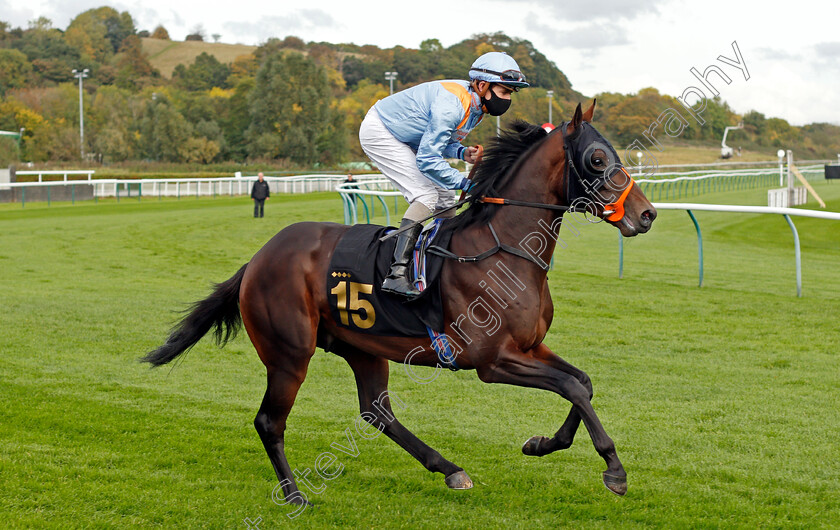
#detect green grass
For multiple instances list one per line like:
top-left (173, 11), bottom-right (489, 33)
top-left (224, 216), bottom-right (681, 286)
top-left (1, 184), bottom-right (839, 528)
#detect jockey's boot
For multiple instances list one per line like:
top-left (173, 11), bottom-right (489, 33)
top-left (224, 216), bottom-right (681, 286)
top-left (381, 219), bottom-right (423, 299)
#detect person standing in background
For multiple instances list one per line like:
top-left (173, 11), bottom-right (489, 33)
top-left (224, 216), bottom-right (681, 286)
top-left (251, 172), bottom-right (270, 218)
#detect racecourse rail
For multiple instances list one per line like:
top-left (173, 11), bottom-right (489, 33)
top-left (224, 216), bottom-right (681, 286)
top-left (334, 169), bottom-right (839, 298)
top-left (5, 164), bottom-right (838, 297)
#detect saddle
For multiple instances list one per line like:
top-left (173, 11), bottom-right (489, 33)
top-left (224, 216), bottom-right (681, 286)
top-left (326, 220), bottom-right (454, 337)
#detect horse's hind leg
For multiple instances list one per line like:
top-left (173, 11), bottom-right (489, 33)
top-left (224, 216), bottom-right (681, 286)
top-left (244, 297), bottom-right (317, 507)
top-left (254, 363), bottom-right (313, 508)
top-left (337, 346), bottom-right (472, 489)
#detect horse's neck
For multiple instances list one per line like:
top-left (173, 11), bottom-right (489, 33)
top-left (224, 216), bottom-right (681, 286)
top-left (488, 137), bottom-right (567, 272)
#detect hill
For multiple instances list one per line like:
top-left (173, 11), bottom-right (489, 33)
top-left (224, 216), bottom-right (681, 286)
top-left (141, 38), bottom-right (256, 78)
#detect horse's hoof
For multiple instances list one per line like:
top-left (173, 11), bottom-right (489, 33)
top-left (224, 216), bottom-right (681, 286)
top-left (445, 470), bottom-right (473, 490)
top-left (522, 435), bottom-right (549, 456)
top-left (603, 471), bottom-right (627, 496)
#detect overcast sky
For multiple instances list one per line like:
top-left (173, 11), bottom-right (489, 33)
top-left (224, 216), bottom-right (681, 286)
top-left (4, 0), bottom-right (839, 126)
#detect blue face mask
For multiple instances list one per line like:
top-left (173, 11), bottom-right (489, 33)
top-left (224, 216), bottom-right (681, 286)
top-left (482, 87), bottom-right (511, 116)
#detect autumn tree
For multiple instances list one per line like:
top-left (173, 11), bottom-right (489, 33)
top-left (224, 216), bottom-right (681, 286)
top-left (150, 25), bottom-right (170, 40)
top-left (247, 51), bottom-right (346, 164)
top-left (13, 18), bottom-right (83, 83)
top-left (65, 7), bottom-right (136, 63)
top-left (113, 35), bottom-right (160, 90)
top-left (0, 49), bottom-right (32, 92)
top-left (172, 52), bottom-right (231, 91)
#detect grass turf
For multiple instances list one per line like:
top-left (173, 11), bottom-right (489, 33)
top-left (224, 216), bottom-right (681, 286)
top-left (1, 184), bottom-right (839, 528)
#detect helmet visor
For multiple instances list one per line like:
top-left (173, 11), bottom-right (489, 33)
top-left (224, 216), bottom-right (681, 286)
top-left (469, 68), bottom-right (527, 85)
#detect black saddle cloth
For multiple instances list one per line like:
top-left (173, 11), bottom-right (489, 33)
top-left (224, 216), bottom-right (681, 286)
top-left (326, 223), bottom-right (454, 337)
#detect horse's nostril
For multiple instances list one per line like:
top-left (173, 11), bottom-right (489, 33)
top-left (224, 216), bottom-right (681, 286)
top-left (640, 209), bottom-right (656, 226)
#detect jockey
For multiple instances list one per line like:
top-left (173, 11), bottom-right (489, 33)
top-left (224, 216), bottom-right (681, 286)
top-left (360, 51), bottom-right (529, 298)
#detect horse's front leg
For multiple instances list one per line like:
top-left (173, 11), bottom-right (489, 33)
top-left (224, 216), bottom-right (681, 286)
top-left (477, 346), bottom-right (627, 495)
top-left (521, 344), bottom-right (591, 457)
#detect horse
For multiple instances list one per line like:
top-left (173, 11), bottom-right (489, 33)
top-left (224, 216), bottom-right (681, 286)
top-left (143, 100), bottom-right (657, 506)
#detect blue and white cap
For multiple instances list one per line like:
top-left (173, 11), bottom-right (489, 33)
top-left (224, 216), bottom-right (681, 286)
top-left (469, 52), bottom-right (529, 90)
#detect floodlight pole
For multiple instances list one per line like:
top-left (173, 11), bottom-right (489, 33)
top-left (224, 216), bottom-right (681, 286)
top-left (72, 68), bottom-right (89, 160)
top-left (384, 71), bottom-right (398, 95)
top-left (546, 90), bottom-right (554, 124)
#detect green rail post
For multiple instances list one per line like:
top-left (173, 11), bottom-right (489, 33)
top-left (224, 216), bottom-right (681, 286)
top-left (71, 184), bottom-right (75, 204)
top-left (47, 185), bottom-right (51, 206)
top-left (686, 209), bottom-right (703, 287)
top-left (374, 195), bottom-right (391, 226)
top-left (618, 232), bottom-right (624, 279)
top-left (783, 214), bottom-right (802, 297)
top-left (341, 194), bottom-right (353, 224)
top-left (21, 186), bottom-right (25, 208)
top-left (360, 195), bottom-right (370, 222)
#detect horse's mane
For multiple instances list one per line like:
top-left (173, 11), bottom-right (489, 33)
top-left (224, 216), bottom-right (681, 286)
top-left (447, 120), bottom-right (549, 230)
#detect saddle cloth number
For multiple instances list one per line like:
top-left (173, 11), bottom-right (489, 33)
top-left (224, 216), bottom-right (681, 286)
top-left (330, 280), bottom-right (376, 329)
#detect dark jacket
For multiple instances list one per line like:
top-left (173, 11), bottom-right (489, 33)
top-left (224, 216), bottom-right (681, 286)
top-left (251, 180), bottom-right (270, 200)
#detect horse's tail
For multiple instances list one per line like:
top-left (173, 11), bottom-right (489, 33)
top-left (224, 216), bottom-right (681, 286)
top-left (142, 263), bottom-right (248, 367)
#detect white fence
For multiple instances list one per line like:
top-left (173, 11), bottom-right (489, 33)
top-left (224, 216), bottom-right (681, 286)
top-left (16, 170), bottom-right (96, 182)
top-left (0, 174), bottom-right (396, 204)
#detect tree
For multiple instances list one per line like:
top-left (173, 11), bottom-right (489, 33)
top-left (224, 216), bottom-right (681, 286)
top-left (13, 19), bottom-right (83, 84)
top-left (89, 86), bottom-right (138, 161)
top-left (279, 36), bottom-right (305, 50)
top-left (185, 25), bottom-right (205, 42)
top-left (229, 53), bottom-right (257, 83)
top-left (65, 7), bottom-right (136, 62)
top-left (172, 52), bottom-right (231, 91)
top-left (0, 49), bottom-right (32, 92)
top-left (138, 98), bottom-right (194, 161)
top-left (217, 77), bottom-right (254, 160)
top-left (742, 110), bottom-right (766, 139)
top-left (150, 25), bottom-right (170, 40)
top-left (114, 35), bottom-right (159, 90)
top-left (338, 80), bottom-right (389, 157)
top-left (247, 52), bottom-right (345, 164)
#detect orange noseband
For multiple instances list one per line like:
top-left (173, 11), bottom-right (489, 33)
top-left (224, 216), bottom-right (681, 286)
top-left (602, 168), bottom-right (635, 222)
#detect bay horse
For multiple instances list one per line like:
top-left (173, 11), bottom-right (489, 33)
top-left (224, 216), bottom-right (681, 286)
top-left (143, 100), bottom-right (656, 506)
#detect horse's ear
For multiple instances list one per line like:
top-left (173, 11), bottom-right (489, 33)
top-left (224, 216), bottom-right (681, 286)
top-left (567, 103), bottom-right (583, 133)
top-left (582, 98), bottom-right (596, 122)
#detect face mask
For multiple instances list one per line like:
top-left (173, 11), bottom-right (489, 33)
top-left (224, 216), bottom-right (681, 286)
top-left (482, 87), bottom-right (511, 116)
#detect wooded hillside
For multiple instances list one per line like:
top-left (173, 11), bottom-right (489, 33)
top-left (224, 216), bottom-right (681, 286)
top-left (1, 7), bottom-right (838, 168)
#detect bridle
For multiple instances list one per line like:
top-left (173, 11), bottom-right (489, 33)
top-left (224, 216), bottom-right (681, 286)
top-left (478, 122), bottom-right (636, 222)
